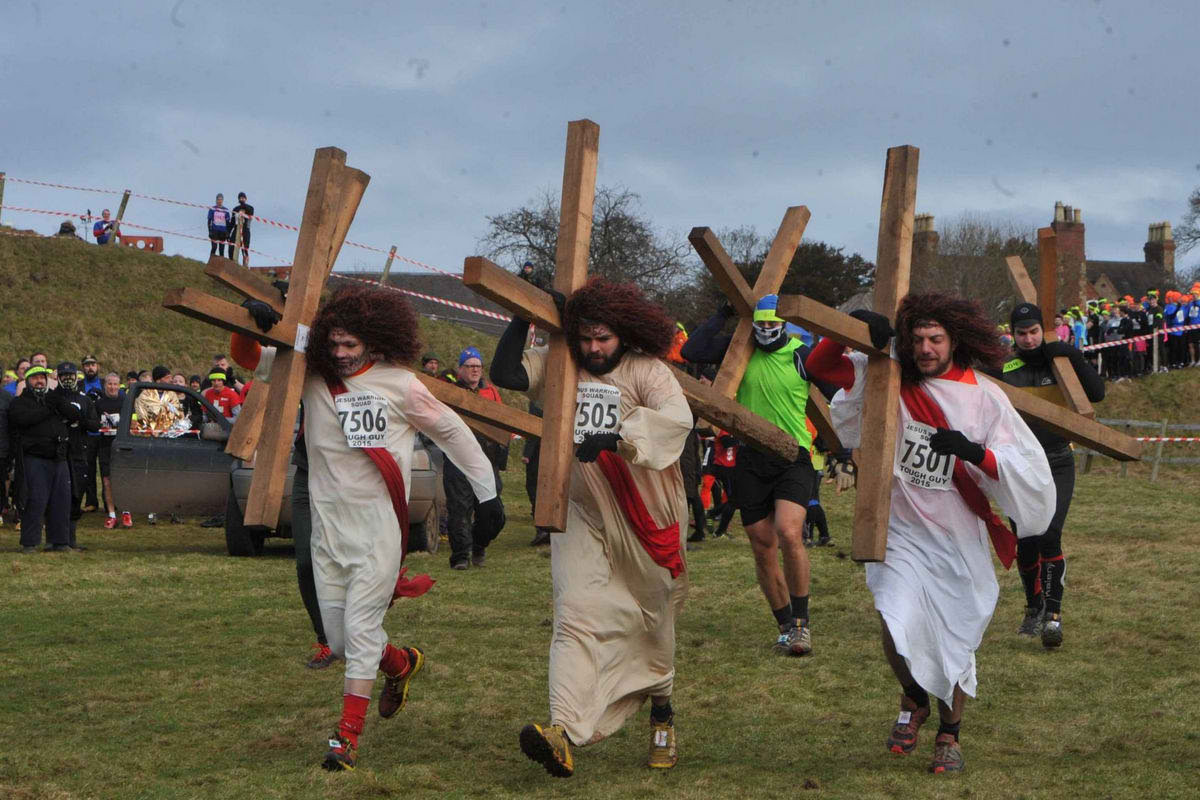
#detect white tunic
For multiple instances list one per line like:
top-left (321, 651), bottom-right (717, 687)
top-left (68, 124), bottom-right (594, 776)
top-left (834, 357), bottom-right (1054, 703)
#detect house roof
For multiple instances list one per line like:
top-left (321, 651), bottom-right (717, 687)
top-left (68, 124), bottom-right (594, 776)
top-left (1084, 260), bottom-right (1167, 299)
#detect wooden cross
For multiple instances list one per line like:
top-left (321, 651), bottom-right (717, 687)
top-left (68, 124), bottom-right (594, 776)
top-left (778, 145), bottom-right (1142, 562)
top-left (165, 153), bottom-right (545, 528)
top-left (687, 212), bottom-right (842, 452)
top-left (462, 119), bottom-right (809, 532)
top-left (1003, 228), bottom-right (1094, 417)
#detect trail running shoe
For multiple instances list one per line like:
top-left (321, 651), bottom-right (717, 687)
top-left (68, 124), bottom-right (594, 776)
top-left (774, 623), bottom-right (812, 656)
top-left (104, 516), bottom-right (118, 529)
top-left (929, 732), bottom-right (964, 774)
top-left (519, 723), bottom-right (574, 778)
top-left (886, 694), bottom-right (931, 755)
top-left (379, 647), bottom-right (424, 719)
top-left (647, 718), bottom-right (678, 769)
top-left (306, 642), bottom-right (338, 670)
top-left (321, 730), bottom-right (357, 771)
top-left (1017, 607), bottom-right (1044, 637)
top-left (1042, 614), bottom-right (1063, 649)
top-left (121, 511), bottom-right (133, 528)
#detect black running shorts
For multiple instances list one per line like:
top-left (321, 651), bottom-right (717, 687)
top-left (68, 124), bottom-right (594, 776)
top-left (734, 445), bottom-right (817, 527)
top-left (97, 437), bottom-right (114, 478)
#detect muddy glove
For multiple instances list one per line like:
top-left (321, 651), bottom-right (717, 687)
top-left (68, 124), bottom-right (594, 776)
top-left (271, 279), bottom-right (289, 302)
top-left (575, 432), bottom-right (621, 463)
top-left (241, 298), bottom-right (280, 333)
top-left (833, 458), bottom-right (857, 494)
top-left (849, 309), bottom-right (895, 351)
top-left (929, 428), bottom-right (985, 466)
top-left (546, 288), bottom-right (567, 316)
top-left (472, 496), bottom-right (506, 542)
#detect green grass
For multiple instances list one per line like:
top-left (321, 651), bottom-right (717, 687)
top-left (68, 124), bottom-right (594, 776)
top-left (2, 464), bottom-right (1198, 800)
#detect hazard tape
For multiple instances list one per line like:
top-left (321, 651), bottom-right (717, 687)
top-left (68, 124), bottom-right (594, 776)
top-left (1135, 437), bottom-right (1200, 443)
top-left (1079, 322), bottom-right (1200, 352)
top-left (1, 175), bottom-right (121, 196)
top-left (332, 273), bottom-right (509, 320)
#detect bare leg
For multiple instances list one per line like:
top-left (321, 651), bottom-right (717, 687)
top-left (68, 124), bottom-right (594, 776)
top-left (345, 677), bottom-right (374, 697)
top-left (772, 499), bottom-right (810, 600)
top-left (937, 686), bottom-right (965, 725)
top-left (102, 476), bottom-right (115, 515)
top-left (744, 516), bottom-right (790, 610)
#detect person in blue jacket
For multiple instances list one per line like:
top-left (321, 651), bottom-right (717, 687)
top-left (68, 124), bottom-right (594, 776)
top-left (207, 194), bottom-right (232, 258)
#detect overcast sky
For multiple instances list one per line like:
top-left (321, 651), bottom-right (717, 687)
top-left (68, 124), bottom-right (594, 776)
top-left (3, 0), bottom-right (1198, 284)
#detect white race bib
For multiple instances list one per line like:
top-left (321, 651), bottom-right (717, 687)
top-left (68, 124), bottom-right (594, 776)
top-left (335, 390), bottom-right (389, 448)
top-left (894, 420), bottom-right (955, 491)
top-left (573, 382), bottom-right (621, 444)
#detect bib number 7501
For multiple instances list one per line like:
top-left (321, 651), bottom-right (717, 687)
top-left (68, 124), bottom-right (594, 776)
top-left (894, 420), bottom-right (955, 491)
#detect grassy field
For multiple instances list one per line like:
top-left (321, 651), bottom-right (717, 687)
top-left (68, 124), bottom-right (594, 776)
top-left (2, 458), bottom-right (1198, 800)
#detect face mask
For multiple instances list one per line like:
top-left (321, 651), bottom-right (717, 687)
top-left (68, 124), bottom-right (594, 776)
top-left (753, 323), bottom-right (784, 347)
top-left (31, 384), bottom-right (48, 397)
top-left (59, 374), bottom-right (77, 391)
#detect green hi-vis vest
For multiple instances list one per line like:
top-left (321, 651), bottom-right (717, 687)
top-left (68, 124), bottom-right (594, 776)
top-left (1003, 357), bottom-right (1025, 373)
top-left (736, 338), bottom-right (812, 450)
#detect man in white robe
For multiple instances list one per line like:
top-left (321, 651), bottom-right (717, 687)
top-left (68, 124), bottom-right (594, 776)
top-left (807, 294), bottom-right (1054, 775)
top-left (490, 277), bottom-right (691, 777)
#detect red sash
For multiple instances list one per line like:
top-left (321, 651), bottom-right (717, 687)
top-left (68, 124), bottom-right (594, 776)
top-left (328, 379), bottom-right (433, 600)
top-left (595, 450), bottom-right (685, 578)
top-left (899, 379), bottom-right (1017, 569)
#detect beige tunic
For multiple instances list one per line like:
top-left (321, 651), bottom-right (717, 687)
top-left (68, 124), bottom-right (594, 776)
top-left (522, 347), bottom-right (691, 745)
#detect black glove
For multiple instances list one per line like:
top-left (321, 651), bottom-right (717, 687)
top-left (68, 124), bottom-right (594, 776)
top-left (849, 309), bottom-right (895, 351)
top-left (575, 432), bottom-right (621, 463)
top-left (546, 288), bottom-right (567, 315)
top-left (928, 428), bottom-right (985, 466)
top-left (718, 301), bottom-right (737, 319)
top-left (272, 279), bottom-right (289, 302)
top-left (472, 496), bottom-right (506, 541)
top-left (1042, 341), bottom-right (1074, 359)
top-left (241, 298), bottom-right (281, 333)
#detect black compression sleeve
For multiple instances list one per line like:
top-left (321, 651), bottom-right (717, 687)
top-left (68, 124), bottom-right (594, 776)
top-left (1068, 348), bottom-right (1106, 402)
top-left (679, 313), bottom-right (732, 364)
top-left (489, 317), bottom-right (531, 391)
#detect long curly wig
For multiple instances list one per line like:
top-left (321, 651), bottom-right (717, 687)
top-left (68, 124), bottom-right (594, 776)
top-left (562, 277), bottom-right (676, 367)
top-left (895, 291), bottom-right (1009, 384)
top-left (306, 285), bottom-right (422, 383)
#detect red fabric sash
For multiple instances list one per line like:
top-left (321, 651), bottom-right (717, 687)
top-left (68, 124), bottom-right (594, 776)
top-left (899, 379), bottom-right (1017, 569)
top-left (595, 450), bottom-right (685, 579)
top-left (328, 379), bottom-right (433, 600)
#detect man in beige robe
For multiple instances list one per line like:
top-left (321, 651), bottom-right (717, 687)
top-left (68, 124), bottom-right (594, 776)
top-left (490, 277), bottom-right (691, 777)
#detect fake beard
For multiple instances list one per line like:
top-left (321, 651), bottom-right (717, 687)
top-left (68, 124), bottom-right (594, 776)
top-left (583, 348), bottom-right (624, 375)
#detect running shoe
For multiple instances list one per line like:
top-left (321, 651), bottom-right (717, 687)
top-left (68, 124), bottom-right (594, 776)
top-left (929, 732), bottom-right (964, 774)
top-left (379, 647), bottom-right (424, 719)
top-left (647, 717), bottom-right (678, 769)
top-left (1017, 607), bottom-right (1044, 637)
top-left (120, 511), bottom-right (133, 528)
top-left (774, 623), bottom-right (812, 656)
top-left (306, 642), bottom-right (338, 670)
top-left (1042, 613), bottom-right (1063, 649)
top-left (103, 516), bottom-right (118, 529)
top-left (519, 723), bottom-right (574, 778)
top-left (886, 694), bottom-right (930, 755)
top-left (321, 730), bottom-right (357, 771)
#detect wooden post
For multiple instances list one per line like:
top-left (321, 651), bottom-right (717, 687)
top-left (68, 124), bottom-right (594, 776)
top-left (381, 245), bottom-right (397, 285)
top-left (1153, 329), bottom-right (1160, 373)
top-left (1038, 227), bottom-right (1058, 320)
top-left (113, 189), bottom-right (131, 243)
top-left (535, 119), bottom-right (599, 532)
top-left (1150, 418), bottom-right (1167, 482)
top-left (1120, 423), bottom-right (1132, 477)
top-left (0, 172), bottom-right (5, 226)
top-left (1005, 248), bottom-right (1094, 417)
top-left (851, 145), bottom-right (919, 562)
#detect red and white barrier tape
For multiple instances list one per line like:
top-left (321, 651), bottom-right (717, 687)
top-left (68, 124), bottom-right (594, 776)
top-left (1079, 322), bottom-right (1200, 352)
top-left (332, 273), bottom-right (509, 321)
top-left (1, 175), bottom-right (121, 196)
top-left (1135, 437), bottom-right (1200, 443)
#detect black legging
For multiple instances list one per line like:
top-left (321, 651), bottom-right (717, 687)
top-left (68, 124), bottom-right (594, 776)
top-left (1014, 446), bottom-right (1075, 614)
top-left (291, 467), bottom-right (327, 645)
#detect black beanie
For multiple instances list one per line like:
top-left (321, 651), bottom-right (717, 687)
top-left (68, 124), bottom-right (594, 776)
top-left (1010, 302), bottom-right (1043, 330)
top-left (152, 365), bottom-right (171, 382)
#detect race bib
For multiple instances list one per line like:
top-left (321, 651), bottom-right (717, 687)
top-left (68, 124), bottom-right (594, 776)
top-left (335, 390), bottom-right (389, 448)
top-left (212, 210), bottom-right (228, 226)
top-left (573, 382), bottom-right (621, 444)
top-left (894, 420), bottom-right (955, 491)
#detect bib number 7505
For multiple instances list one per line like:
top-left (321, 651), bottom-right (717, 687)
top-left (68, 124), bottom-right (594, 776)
top-left (573, 381), bottom-right (621, 444)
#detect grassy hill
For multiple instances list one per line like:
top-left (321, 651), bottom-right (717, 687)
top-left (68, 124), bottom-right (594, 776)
top-left (0, 227), bottom-right (509, 393)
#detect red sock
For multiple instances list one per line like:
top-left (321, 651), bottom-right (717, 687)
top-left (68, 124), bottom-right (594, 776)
top-left (339, 693), bottom-right (370, 747)
top-left (379, 644), bottom-right (410, 678)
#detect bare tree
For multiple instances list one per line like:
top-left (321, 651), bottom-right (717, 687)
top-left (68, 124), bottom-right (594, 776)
top-left (476, 186), bottom-right (692, 298)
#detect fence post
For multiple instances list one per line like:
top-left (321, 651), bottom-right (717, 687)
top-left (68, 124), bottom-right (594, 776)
top-left (1150, 418), bottom-right (1168, 483)
top-left (113, 189), bottom-right (131, 243)
top-left (380, 245), bottom-right (397, 286)
top-left (1120, 423), bottom-right (1131, 478)
top-left (1153, 330), bottom-right (1160, 373)
top-left (0, 171), bottom-right (5, 226)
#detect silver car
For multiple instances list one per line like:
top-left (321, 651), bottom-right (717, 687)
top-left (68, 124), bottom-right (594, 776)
top-left (109, 383), bottom-right (437, 556)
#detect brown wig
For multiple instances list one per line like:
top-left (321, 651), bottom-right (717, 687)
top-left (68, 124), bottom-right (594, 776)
top-left (306, 285), bottom-right (422, 383)
top-left (562, 277), bottom-right (676, 367)
top-left (895, 291), bottom-right (1009, 384)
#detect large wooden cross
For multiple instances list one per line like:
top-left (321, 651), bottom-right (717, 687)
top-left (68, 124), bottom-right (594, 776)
top-left (687, 212), bottom-right (842, 451)
top-left (164, 147), bottom-right (546, 528)
top-left (1003, 228), bottom-right (1094, 416)
top-left (778, 145), bottom-right (1142, 563)
top-left (462, 119), bottom-right (809, 532)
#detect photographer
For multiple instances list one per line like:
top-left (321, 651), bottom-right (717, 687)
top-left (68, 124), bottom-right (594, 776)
top-left (9, 366), bottom-right (80, 552)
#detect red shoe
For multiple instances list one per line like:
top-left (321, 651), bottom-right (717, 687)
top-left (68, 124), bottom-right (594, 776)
top-left (379, 647), bottom-right (424, 719)
top-left (929, 732), bottom-right (964, 773)
top-left (306, 642), bottom-right (338, 670)
top-left (120, 511), bottom-right (133, 528)
top-left (321, 730), bottom-right (357, 771)
top-left (886, 694), bottom-right (930, 755)
top-left (104, 516), bottom-right (118, 529)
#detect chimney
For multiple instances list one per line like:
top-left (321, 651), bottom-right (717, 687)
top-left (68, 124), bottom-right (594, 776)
top-left (911, 213), bottom-right (939, 270)
top-left (1050, 202), bottom-right (1086, 308)
top-left (1144, 220), bottom-right (1176, 282)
